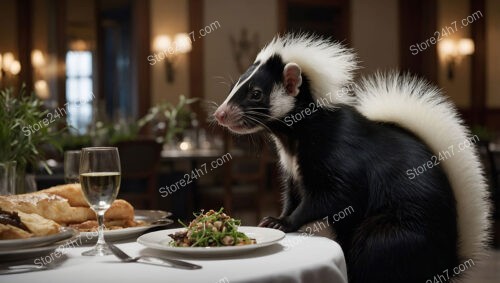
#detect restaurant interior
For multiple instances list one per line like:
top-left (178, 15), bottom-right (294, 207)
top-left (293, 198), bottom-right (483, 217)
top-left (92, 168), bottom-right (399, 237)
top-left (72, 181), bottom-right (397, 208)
top-left (0, 0), bottom-right (499, 281)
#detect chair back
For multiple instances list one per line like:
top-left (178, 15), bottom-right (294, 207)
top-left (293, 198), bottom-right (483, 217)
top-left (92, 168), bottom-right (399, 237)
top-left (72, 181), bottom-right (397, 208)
top-left (115, 139), bottom-right (162, 208)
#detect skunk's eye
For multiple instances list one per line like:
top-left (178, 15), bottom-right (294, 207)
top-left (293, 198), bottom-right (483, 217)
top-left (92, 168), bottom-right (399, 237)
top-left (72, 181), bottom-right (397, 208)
top-left (249, 89), bottom-right (263, 101)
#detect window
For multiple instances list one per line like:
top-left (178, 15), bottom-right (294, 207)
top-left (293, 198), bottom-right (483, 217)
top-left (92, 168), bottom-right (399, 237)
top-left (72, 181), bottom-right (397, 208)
top-left (65, 51), bottom-right (94, 134)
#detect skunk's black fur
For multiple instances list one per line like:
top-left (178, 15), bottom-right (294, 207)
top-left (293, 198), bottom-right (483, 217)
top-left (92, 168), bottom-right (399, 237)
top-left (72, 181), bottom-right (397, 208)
top-left (265, 75), bottom-right (459, 282)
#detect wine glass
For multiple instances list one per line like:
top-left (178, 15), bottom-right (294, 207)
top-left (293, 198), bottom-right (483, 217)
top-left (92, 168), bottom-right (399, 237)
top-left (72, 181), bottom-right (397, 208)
top-left (79, 147), bottom-right (121, 256)
top-left (64, 150), bottom-right (81, 184)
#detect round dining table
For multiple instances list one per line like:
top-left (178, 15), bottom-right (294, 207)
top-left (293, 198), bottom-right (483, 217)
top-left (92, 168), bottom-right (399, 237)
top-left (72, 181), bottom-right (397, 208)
top-left (1, 233), bottom-right (348, 283)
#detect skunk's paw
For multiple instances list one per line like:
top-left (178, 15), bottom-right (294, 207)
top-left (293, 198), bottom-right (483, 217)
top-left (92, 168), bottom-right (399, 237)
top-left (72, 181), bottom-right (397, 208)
top-left (258, 216), bottom-right (294, 232)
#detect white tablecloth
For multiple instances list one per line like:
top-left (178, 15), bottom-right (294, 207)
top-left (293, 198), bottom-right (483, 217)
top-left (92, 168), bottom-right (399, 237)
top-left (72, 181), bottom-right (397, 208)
top-left (2, 233), bottom-right (347, 283)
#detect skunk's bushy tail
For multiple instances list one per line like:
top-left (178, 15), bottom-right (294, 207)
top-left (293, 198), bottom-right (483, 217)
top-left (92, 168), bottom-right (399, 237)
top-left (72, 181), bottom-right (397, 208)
top-left (354, 73), bottom-right (490, 261)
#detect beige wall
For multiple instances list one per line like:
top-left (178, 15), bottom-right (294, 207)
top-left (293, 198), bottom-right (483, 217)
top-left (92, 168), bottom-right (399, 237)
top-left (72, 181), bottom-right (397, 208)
top-left (350, 0), bottom-right (399, 75)
top-left (487, 0), bottom-right (500, 108)
top-left (150, 0), bottom-right (190, 105)
top-left (203, 0), bottom-right (278, 105)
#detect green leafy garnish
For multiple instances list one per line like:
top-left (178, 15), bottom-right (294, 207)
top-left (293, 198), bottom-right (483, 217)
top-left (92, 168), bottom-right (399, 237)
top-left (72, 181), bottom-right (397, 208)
top-left (169, 208), bottom-right (256, 247)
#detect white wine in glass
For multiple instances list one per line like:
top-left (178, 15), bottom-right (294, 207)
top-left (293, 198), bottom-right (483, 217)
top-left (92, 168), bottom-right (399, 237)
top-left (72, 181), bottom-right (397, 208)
top-left (79, 147), bottom-right (121, 256)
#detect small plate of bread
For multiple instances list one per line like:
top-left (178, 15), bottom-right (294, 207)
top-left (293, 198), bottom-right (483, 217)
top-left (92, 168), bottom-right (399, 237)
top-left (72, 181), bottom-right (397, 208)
top-left (0, 184), bottom-right (172, 256)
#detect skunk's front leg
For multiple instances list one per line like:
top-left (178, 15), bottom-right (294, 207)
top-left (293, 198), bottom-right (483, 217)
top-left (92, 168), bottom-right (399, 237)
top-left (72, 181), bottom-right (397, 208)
top-left (280, 178), bottom-right (301, 217)
top-left (259, 178), bottom-right (300, 231)
top-left (259, 193), bottom-right (329, 233)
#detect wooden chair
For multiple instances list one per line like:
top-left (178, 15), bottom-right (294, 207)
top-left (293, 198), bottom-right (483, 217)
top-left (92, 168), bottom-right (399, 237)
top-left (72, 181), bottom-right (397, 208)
top-left (115, 139), bottom-right (162, 209)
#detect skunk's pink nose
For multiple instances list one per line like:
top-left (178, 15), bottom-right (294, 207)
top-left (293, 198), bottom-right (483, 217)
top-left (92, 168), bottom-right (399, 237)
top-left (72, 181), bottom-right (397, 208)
top-left (214, 108), bottom-right (227, 124)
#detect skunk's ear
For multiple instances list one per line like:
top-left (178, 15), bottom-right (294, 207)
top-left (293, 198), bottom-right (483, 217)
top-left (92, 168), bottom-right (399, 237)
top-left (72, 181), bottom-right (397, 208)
top-left (283, 62), bottom-right (302, 97)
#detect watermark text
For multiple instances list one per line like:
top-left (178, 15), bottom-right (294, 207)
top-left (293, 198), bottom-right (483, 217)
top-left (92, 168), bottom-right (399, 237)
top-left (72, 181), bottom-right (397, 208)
top-left (159, 153), bottom-right (232, 197)
top-left (22, 93), bottom-right (95, 136)
top-left (410, 10), bottom-right (483, 55)
top-left (406, 135), bottom-right (479, 180)
top-left (426, 258), bottom-right (475, 283)
top-left (282, 206), bottom-right (355, 250)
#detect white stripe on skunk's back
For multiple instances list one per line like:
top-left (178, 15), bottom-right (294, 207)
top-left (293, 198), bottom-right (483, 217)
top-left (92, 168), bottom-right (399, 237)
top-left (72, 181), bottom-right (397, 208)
top-left (354, 73), bottom-right (491, 261)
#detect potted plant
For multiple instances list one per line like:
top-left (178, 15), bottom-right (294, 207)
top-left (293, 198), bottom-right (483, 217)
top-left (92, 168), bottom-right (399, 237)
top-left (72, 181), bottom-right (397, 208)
top-left (101, 95), bottom-right (198, 146)
top-left (0, 87), bottom-right (62, 193)
top-left (138, 95), bottom-right (199, 146)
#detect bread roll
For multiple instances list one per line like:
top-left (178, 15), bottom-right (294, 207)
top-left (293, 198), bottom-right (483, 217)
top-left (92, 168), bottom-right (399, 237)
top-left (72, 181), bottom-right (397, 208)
top-left (38, 184), bottom-right (89, 207)
top-left (38, 184), bottom-right (134, 221)
top-left (0, 185), bottom-right (134, 225)
top-left (102, 199), bottom-right (134, 221)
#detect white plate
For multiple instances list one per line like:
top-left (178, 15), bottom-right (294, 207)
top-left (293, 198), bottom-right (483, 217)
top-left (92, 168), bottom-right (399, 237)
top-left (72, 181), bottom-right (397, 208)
top-left (0, 227), bottom-right (77, 250)
top-left (137, 226), bottom-right (285, 256)
top-left (0, 233), bottom-right (79, 262)
top-left (0, 244), bottom-right (60, 262)
top-left (79, 210), bottom-right (173, 242)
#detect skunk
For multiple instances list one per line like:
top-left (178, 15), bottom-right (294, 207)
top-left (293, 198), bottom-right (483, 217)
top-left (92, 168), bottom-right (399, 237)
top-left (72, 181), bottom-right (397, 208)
top-left (214, 34), bottom-right (490, 283)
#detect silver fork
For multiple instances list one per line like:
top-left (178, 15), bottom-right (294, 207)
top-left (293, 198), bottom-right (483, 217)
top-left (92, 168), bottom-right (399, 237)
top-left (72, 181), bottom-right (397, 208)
top-left (108, 243), bottom-right (201, 270)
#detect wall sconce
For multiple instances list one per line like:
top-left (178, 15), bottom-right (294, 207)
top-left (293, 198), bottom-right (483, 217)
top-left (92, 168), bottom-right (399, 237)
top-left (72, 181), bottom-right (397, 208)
top-left (0, 52), bottom-right (21, 88)
top-left (31, 49), bottom-right (50, 99)
top-left (31, 50), bottom-right (46, 82)
top-left (34, 79), bottom-right (49, 100)
top-left (438, 38), bottom-right (474, 80)
top-left (1, 52), bottom-right (21, 76)
top-left (31, 49), bottom-right (46, 70)
top-left (153, 33), bottom-right (192, 83)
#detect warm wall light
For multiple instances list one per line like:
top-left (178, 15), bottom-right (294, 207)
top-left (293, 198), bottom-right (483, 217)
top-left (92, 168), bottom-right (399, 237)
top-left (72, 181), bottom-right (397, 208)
top-left (10, 61), bottom-right (21, 75)
top-left (34, 79), bottom-right (49, 100)
top-left (173, 34), bottom-right (192, 54)
top-left (0, 52), bottom-right (21, 85)
top-left (2, 52), bottom-right (14, 71)
top-left (31, 50), bottom-right (45, 68)
top-left (153, 35), bottom-right (172, 52)
top-left (438, 39), bottom-right (456, 57)
top-left (438, 38), bottom-right (475, 80)
top-left (457, 39), bottom-right (474, 55)
top-left (1, 52), bottom-right (21, 76)
top-left (152, 33), bottom-right (192, 83)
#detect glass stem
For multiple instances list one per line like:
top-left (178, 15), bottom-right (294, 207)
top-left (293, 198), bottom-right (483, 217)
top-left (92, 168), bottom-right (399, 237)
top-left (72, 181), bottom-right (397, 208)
top-left (97, 210), bottom-right (106, 247)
